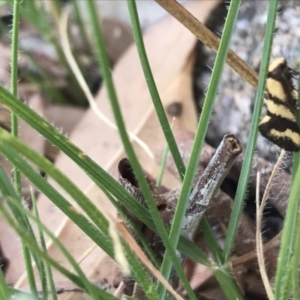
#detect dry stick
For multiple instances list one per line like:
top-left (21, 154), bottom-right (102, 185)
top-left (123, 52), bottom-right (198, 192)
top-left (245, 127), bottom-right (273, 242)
top-left (255, 150), bottom-right (285, 300)
top-left (154, 0), bottom-right (258, 89)
top-left (182, 134), bottom-right (242, 240)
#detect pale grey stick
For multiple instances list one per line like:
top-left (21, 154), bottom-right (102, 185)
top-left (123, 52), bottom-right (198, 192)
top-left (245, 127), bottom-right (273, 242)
top-left (181, 134), bottom-right (242, 240)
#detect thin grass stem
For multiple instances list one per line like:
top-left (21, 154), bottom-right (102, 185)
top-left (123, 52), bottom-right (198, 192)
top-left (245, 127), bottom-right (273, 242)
top-left (223, 0), bottom-right (279, 260)
top-left (127, 0), bottom-right (186, 180)
top-left (86, 1), bottom-right (194, 298)
top-left (158, 1), bottom-right (241, 298)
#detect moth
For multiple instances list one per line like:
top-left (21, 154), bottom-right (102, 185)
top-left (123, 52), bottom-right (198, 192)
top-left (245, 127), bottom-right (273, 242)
top-left (258, 57), bottom-right (300, 152)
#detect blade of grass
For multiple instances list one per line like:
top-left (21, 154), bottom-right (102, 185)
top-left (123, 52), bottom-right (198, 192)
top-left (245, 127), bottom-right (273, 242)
top-left (0, 125), bottom-right (158, 268)
top-left (212, 264), bottom-right (243, 300)
top-left (86, 1), bottom-right (195, 297)
top-left (8, 198), bottom-right (100, 300)
top-left (289, 61), bottom-right (300, 300)
top-left (0, 198), bottom-right (116, 300)
top-left (0, 140), bottom-right (114, 257)
top-left (31, 188), bottom-right (56, 300)
top-left (11, 2), bottom-right (39, 295)
top-left (223, 0), bottom-right (279, 260)
top-left (11, 0), bottom-right (21, 179)
top-left (156, 140), bottom-right (169, 187)
top-left (158, 1), bottom-right (241, 297)
top-left (292, 63), bottom-right (300, 177)
top-left (0, 121), bottom-right (160, 273)
top-left (0, 264), bottom-right (9, 300)
top-left (0, 121), bottom-right (242, 296)
top-left (127, 0), bottom-right (186, 180)
top-left (0, 167), bottom-right (46, 296)
top-left (274, 164), bottom-right (300, 299)
top-left (0, 136), bottom-right (161, 299)
top-left (0, 85), bottom-right (209, 266)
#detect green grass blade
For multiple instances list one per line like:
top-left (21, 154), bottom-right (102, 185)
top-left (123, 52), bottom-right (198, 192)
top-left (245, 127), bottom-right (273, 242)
top-left (275, 69), bottom-right (300, 299)
top-left (0, 122), bottom-right (160, 274)
top-left (212, 265), bottom-right (243, 300)
top-left (223, 0), bottom-right (279, 260)
top-left (31, 189), bottom-right (56, 300)
top-left (0, 265), bottom-right (9, 299)
top-left (86, 1), bottom-right (194, 296)
top-left (0, 85), bottom-right (209, 266)
top-left (11, 2), bottom-right (39, 294)
top-left (0, 139), bottom-right (114, 258)
top-left (0, 134), bottom-right (161, 298)
top-left (289, 64), bottom-right (300, 300)
top-left (274, 165), bottom-right (300, 299)
top-left (156, 141), bottom-right (169, 188)
top-left (127, 0), bottom-right (186, 180)
top-left (158, 2), bottom-right (241, 297)
top-left (0, 85), bottom-right (155, 228)
top-left (0, 129), bottom-right (110, 235)
top-left (10, 0), bottom-right (20, 133)
top-left (7, 199), bottom-right (101, 300)
top-left (0, 200), bottom-right (117, 300)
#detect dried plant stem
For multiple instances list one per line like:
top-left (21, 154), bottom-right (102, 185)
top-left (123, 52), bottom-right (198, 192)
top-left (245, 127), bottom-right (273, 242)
top-left (59, 10), bottom-right (154, 159)
top-left (182, 135), bottom-right (242, 240)
top-left (255, 149), bottom-right (285, 300)
top-left (260, 150), bottom-right (286, 218)
top-left (256, 172), bottom-right (274, 300)
top-left (154, 0), bottom-right (258, 89)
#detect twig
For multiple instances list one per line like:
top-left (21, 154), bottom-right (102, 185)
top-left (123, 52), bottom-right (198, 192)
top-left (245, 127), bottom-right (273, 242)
top-left (182, 135), bottom-right (242, 240)
top-left (154, 0), bottom-right (258, 89)
top-left (155, 128), bottom-right (258, 257)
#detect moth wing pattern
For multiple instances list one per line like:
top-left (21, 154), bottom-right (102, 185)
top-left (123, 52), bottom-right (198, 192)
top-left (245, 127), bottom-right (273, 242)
top-left (259, 115), bottom-right (300, 152)
top-left (258, 57), bottom-right (300, 152)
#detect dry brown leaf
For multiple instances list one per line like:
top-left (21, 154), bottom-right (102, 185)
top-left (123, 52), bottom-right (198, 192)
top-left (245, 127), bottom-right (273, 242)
top-left (14, 1), bottom-right (220, 298)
